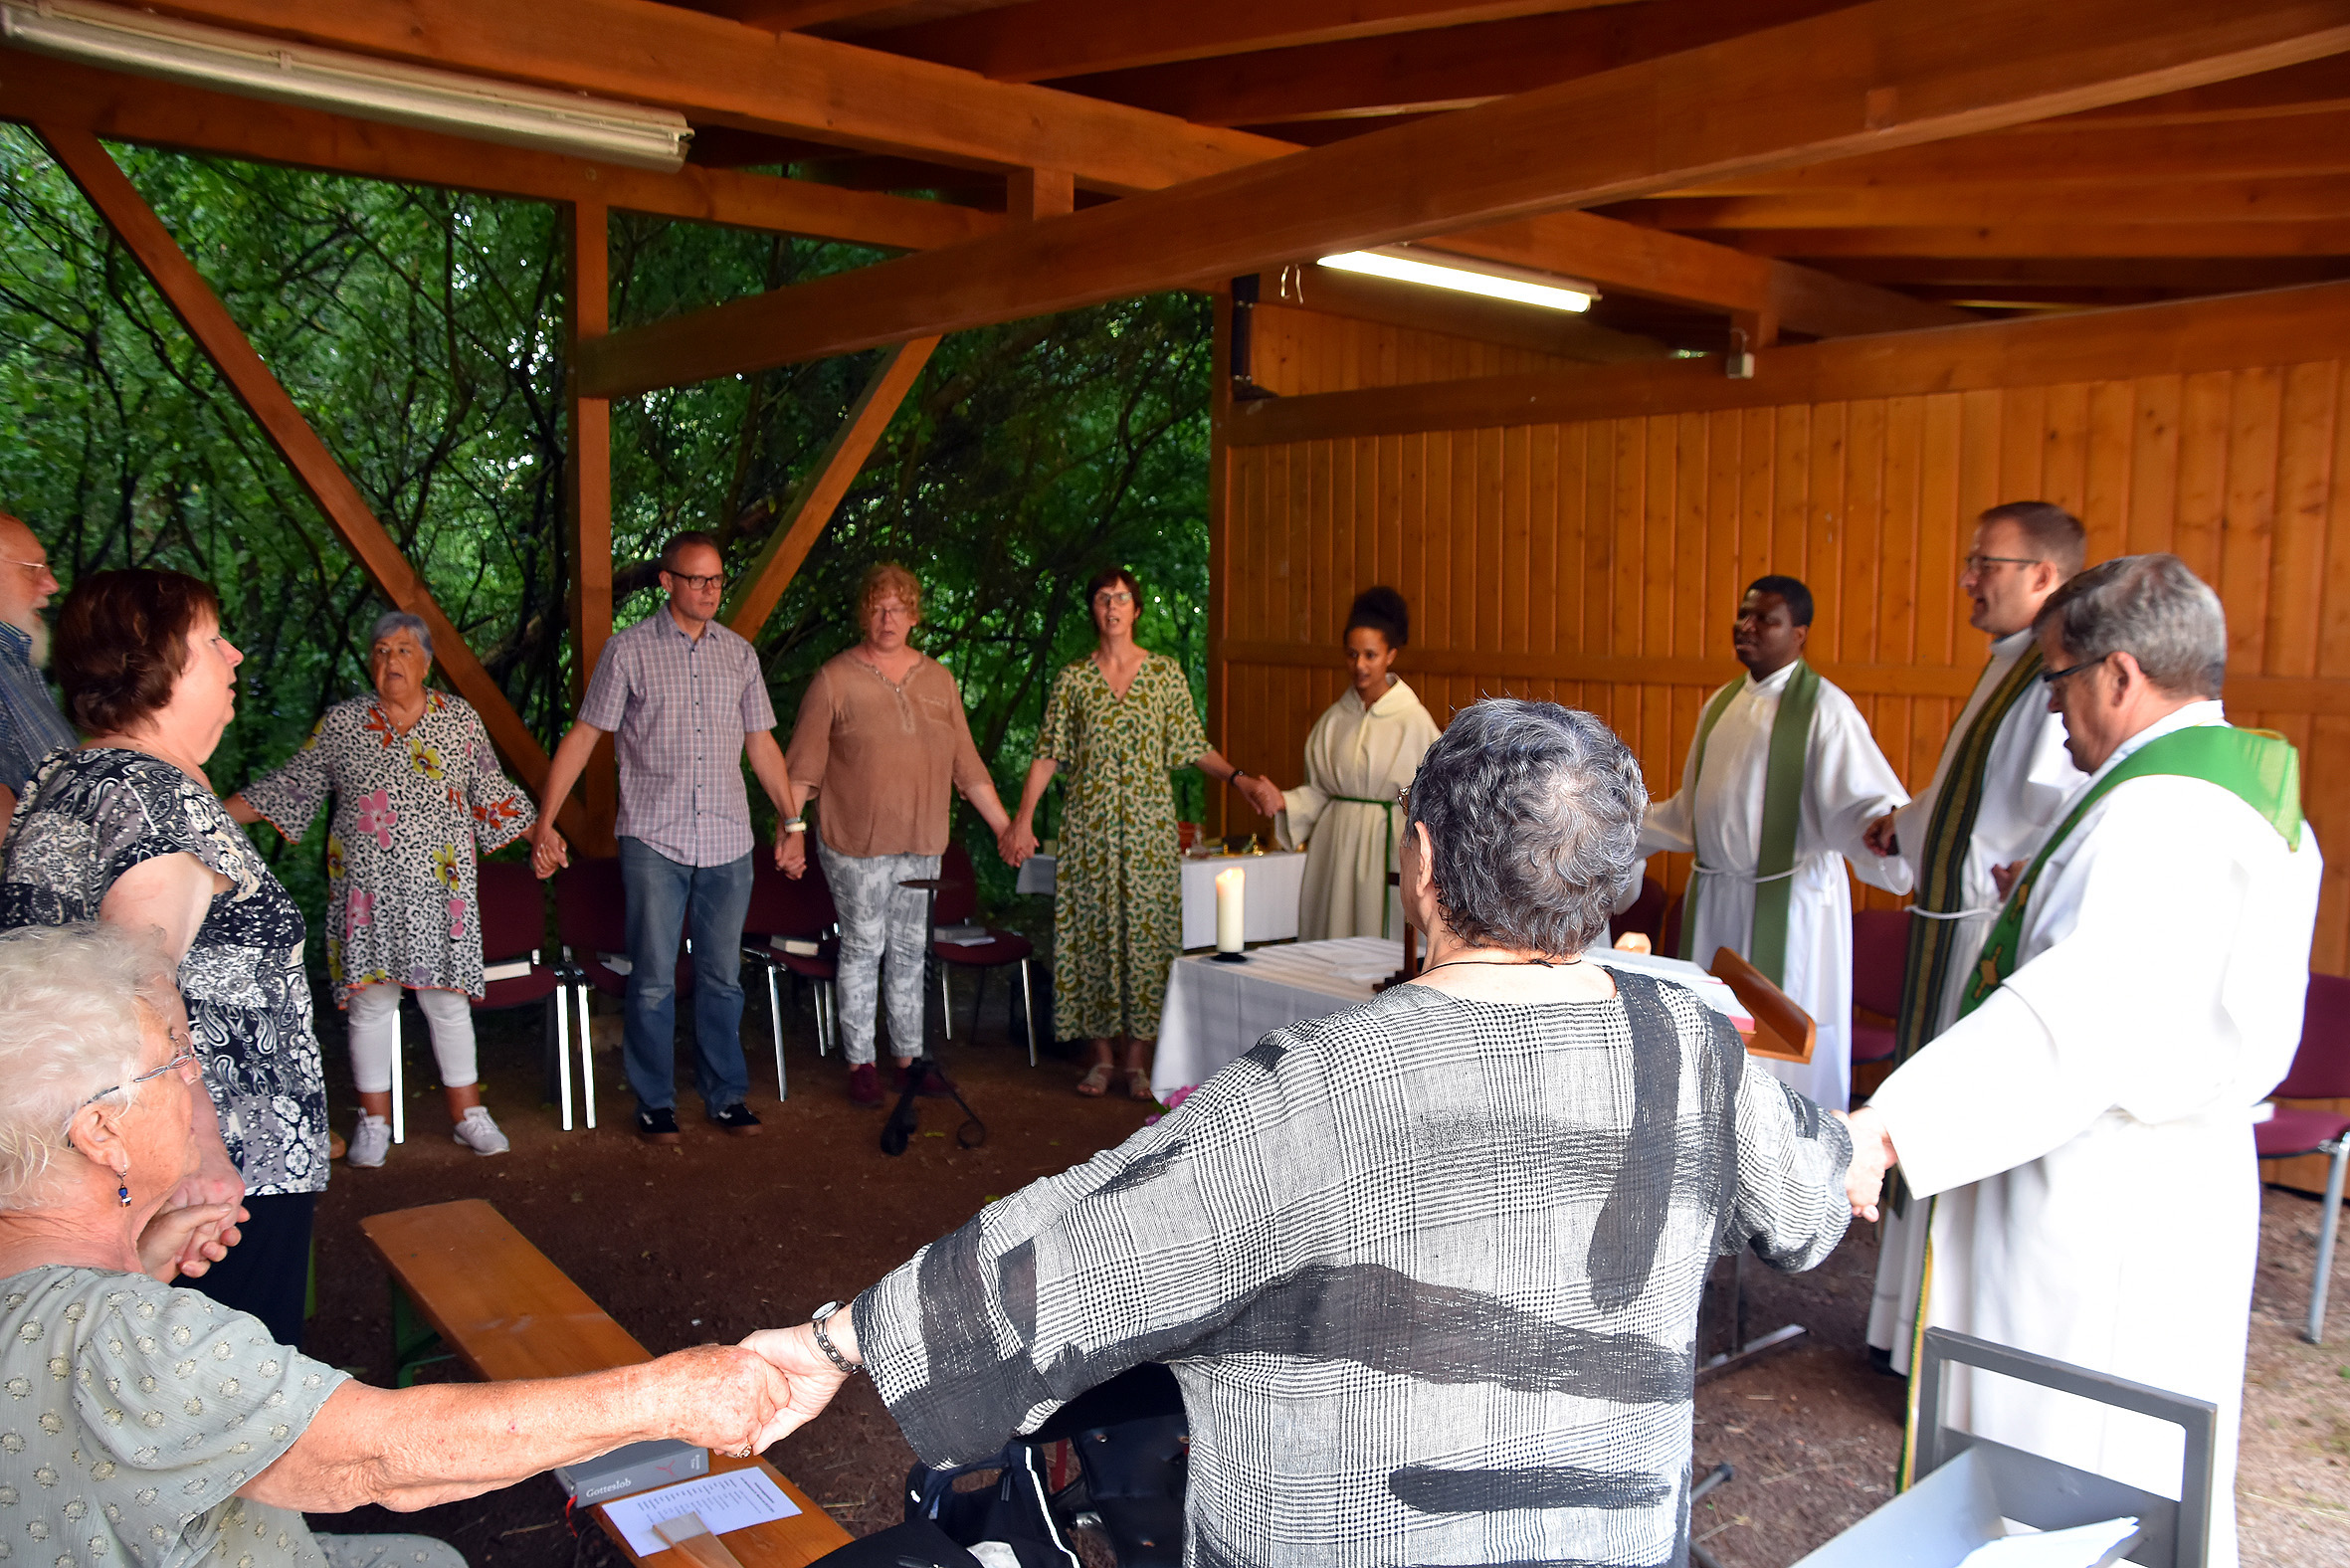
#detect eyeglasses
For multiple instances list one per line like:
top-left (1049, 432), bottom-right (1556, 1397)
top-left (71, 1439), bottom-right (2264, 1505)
top-left (0, 556), bottom-right (54, 578)
top-left (1962, 553), bottom-right (2043, 574)
top-left (70, 1029), bottom-right (200, 1122)
top-left (1093, 590), bottom-right (1135, 607)
top-left (2039, 654), bottom-right (2110, 687)
top-left (666, 571), bottom-right (726, 591)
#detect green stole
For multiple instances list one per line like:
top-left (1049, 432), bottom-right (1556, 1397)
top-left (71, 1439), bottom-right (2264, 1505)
top-left (1889, 642), bottom-right (2046, 1069)
top-left (1959, 722), bottom-right (2303, 1018)
top-left (1898, 719), bottom-right (2304, 1489)
top-left (1676, 660), bottom-right (1821, 986)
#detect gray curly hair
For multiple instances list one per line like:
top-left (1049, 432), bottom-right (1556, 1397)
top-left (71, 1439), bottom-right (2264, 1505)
top-left (2035, 552), bottom-right (2225, 698)
top-left (0, 923), bottom-right (186, 1210)
top-left (370, 611), bottom-right (433, 661)
top-left (1403, 700), bottom-right (1647, 957)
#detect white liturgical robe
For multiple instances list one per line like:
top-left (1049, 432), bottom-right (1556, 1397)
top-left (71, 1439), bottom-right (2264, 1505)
top-left (1639, 661), bottom-right (1912, 1110)
top-left (1869, 701), bottom-right (2322, 1568)
top-left (1867, 628), bottom-right (2084, 1370)
top-left (1274, 678), bottom-right (1442, 941)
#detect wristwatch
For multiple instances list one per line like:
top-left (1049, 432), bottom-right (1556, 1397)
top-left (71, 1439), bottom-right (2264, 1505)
top-left (810, 1299), bottom-right (862, 1375)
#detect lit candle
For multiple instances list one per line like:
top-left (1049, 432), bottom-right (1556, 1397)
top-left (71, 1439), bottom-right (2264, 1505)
top-left (1216, 867), bottom-right (1246, 954)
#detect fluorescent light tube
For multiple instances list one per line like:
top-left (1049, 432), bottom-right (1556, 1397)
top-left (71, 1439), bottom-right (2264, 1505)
top-left (0, 0), bottom-right (693, 171)
top-left (1317, 247), bottom-right (1597, 312)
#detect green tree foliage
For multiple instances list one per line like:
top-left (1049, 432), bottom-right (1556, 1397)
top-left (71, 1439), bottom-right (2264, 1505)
top-left (0, 128), bottom-right (1210, 924)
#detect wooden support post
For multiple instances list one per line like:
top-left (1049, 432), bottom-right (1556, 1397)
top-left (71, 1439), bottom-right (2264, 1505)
top-left (722, 337), bottom-right (940, 639)
top-left (1007, 167), bottom-right (1076, 221)
top-left (566, 201), bottom-right (619, 855)
top-left (1207, 282), bottom-right (1233, 840)
top-left (35, 124), bottom-right (588, 838)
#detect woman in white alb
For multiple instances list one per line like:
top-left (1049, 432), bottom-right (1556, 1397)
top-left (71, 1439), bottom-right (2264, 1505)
top-left (1267, 588), bottom-right (1443, 940)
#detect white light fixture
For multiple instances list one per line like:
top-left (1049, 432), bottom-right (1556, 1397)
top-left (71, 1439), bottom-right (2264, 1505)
top-left (0, 0), bottom-right (693, 171)
top-left (1316, 246), bottom-right (1598, 313)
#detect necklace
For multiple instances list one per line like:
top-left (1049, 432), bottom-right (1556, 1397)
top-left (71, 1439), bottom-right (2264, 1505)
top-left (1414, 954), bottom-right (1580, 979)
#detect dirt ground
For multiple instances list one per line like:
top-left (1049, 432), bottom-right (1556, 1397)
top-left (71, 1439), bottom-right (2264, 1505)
top-left (297, 981), bottom-right (2349, 1567)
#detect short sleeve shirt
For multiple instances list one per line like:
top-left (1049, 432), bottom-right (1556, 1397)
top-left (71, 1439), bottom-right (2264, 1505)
top-left (0, 1267), bottom-right (348, 1568)
top-left (0, 751), bottom-right (329, 1196)
top-left (578, 612), bottom-right (776, 868)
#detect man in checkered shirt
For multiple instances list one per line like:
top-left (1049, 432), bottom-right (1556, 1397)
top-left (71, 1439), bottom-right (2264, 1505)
top-left (744, 700), bottom-right (1855, 1566)
top-left (531, 530), bottom-right (797, 1144)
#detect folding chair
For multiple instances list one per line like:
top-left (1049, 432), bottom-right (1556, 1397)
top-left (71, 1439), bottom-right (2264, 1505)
top-left (551, 857), bottom-right (693, 1131)
top-left (2257, 971), bottom-right (2350, 1343)
top-left (466, 860), bottom-right (570, 1127)
top-left (741, 851), bottom-right (842, 1058)
top-left (930, 841), bottom-right (1040, 1066)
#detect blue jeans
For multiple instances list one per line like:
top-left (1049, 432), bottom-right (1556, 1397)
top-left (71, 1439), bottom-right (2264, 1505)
top-left (618, 837), bottom-right (753, 1114)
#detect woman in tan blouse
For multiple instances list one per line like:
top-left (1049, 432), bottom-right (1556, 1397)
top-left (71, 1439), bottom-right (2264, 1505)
top-left (782, 563), bottom-right (1014, 1104)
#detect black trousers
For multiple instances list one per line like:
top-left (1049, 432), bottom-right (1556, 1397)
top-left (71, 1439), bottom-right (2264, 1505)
top-left (184, 1190), bottom-right (316, 1350)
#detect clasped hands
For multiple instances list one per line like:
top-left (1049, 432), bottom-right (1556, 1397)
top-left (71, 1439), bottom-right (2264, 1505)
top-left (1834, 1105), bottom-right (1900, 1224)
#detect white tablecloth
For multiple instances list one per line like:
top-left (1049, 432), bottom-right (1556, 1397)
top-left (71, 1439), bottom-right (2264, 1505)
top-left (1179, 851), bottom-right (1307, 949)
top-left (1152, 939), bottom-right (1757, 1102)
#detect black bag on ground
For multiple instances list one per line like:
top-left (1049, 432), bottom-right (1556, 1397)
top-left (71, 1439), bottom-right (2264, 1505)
top-left (801, 1515), bottom-right (981, 1568)
top-left (903, 1443), bottom-right (1078, 1568)
top-left (1026, 1364), bottom-right (1188, 1568)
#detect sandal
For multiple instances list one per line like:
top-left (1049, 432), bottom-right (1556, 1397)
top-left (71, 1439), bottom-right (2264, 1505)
top-left (1124, 1068), bottom-right (1154, 1102)
top-left (1076, 1063), bottom-right (1113, 1097)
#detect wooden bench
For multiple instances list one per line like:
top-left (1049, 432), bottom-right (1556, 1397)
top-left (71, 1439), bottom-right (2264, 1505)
top-left (359, 1200), bottom-right (855, 1568)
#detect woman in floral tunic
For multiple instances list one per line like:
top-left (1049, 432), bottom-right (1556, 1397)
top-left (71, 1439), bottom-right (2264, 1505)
top-left (1006, 568), bottom-right (1274, 1097)
top-left (228, 614), bottom-right (537, 1167)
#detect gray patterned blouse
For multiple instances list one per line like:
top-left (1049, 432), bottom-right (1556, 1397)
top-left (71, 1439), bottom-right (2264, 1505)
top-left (0, 749), bottom-right (328, 1197)
top-left (0, 1267), bottom-right (347, 1568)
top-left (856, 971), bottom-right (1853, 1567)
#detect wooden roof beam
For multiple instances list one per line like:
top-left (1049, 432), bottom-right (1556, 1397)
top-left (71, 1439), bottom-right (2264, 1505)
top-left (576, 0), bottom-right (2350, 397)
top-left (1731, 223), bottom-right (2350, 257)
top-left (137, 0), bottom-right (1291, 193)
top-left (1630, 174), bottom-right (2350, 229)
top-left (0, 55), bottom-right (1003, 251)
top-left (863, 0), bottom-right (1625, 84)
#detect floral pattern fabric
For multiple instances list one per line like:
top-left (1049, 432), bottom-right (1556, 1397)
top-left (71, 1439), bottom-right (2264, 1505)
top-left (1037, 654), bottom-right (1210, 1041)
top-left (239, 691), bottom-right (534, 1005)
top-left (0, 748), bottom-right (328, 1196)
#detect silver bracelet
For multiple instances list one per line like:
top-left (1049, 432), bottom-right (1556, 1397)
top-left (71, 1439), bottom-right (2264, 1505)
top-left (810, 1300), bottom-right (861, 1376)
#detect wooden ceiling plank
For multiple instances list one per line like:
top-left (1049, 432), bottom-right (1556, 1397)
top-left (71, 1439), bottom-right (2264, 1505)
top-left (721, 0), bottom-right (932, 28)
top-left (136, 0), bottom-right (1292, 193)
top-left (1052, 0), bottom-right (1847, 126)
top-left (1675, 107), bottom-right (2350, 193)
top-left (31, 121), bottom-right (581, 826)
top-left (1, 56), bottom-right (1003, 251)
top-left (578, 0), bottom-right (2350, 396)
top-left (1730, 223), bottom-right (2350, 258)
top-left (864, 0), bottom-right (1624, 84)
top-left (1631, 174), bottom-right (2350, 229)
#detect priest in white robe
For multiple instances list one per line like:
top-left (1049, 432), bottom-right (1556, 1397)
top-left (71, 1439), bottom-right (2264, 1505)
top-left (1846, 553), bottom-right (2321, 1568)
top-left (1861, 501), bottom-right (2089, 1374)
top-left (1639, 574), bottom-right (1912, 1111)
top-left (1270, 587), bottom-right (1443, 941)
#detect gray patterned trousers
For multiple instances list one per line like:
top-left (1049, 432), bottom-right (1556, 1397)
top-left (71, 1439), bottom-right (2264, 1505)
top-left (816, 840), bottom-right (938, 1066)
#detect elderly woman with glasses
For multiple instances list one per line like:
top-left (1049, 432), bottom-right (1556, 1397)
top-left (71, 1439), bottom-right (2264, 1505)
top-left (741, 700), bottom-right (1856, 1565)
top-left (226, 613), bottom-right (540, 1169)
top-left (0, 922), bottom-right (803, 1568)
top-left (1003, 567), bottom-right (1273, 1098)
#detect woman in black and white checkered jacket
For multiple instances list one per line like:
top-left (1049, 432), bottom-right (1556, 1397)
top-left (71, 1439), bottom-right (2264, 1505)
top-left (748, 699), bottom-right (1854, 1567)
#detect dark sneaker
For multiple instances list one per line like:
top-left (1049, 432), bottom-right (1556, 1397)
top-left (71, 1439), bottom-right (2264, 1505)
top-left (635, 1104), bottom-right (683, 1145)
top-left (709, 1102), bottom-right (763, 1136)
top-left (847, 1063), bottom-right (883, 1106)
top-left (894, 1061), bottom-right (954, 1099)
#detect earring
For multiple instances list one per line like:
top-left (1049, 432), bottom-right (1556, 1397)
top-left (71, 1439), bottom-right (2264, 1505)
top-left (114, 1167), bottom-right (130, 1208)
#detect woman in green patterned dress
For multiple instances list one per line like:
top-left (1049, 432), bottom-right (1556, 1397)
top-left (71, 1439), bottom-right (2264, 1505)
top-left (1004, 568), bottom-right (1280, 1097)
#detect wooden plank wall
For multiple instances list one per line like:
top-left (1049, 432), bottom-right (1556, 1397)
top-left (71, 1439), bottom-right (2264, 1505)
top-left (1209, 290), bottom-right (2350, 1165)
top-left (1247, 302), bottom-right (1590, 395)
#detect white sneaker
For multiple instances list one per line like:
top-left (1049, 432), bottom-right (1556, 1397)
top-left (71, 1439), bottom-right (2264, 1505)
top-left (452, 1106), bottom-right (509, 1156)
top-left (347, 1114), bottom-right (390, 1168)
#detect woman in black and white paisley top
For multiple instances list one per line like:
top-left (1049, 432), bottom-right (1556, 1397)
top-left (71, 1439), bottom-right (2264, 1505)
top-left (0, 568), bottom-right (325, 1349)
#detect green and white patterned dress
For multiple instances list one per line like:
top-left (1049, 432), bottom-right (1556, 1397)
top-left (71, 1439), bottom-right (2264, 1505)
top-left (1039, 653), bottom-right (1210, 1041)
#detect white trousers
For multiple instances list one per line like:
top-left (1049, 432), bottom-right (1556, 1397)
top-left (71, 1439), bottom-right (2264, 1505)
top-left (347, 983), bottom-right (478, 1093)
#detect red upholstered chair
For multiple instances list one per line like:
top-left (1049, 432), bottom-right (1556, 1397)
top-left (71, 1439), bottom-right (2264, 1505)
top-left (1849, 907), bottom-right (1909, 1104)
top-left (1614, 877), bottom-right (1667, 950)
top-left (550, 858), bottom-right (691, 1131)
top-left (2258, 972), bottom-right (2350, 1344)
top-left (930, 841), bottom-right (1040, 1066)
top-left (465, 861), bottom-right (574, 1129)
top-left (739, 852), bottom-right (842, 1073)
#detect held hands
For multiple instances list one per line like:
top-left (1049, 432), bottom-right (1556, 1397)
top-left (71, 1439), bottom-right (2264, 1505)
top-left (778, 829), bottom-right (807, 879)
top-left (643, 1344), bottom-right (802, 1460)
top-left (138, 1201), bottom-right (247, 1283)
top-left (1861, 811), bottom-right (1900, 859)
top-left (1836, 1106), bottom-right (1899, 1223)
top-left (1989, 859), bottom-right (2027, 899)
top-left (1235, 775), bottom-right (1286, 820)
top-left (735, 1325), bottom-right (855, 1454)
top-left (999, 822), bottom-right (1039, 869)
top-left (528, 821), bottom-right (570, 882)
